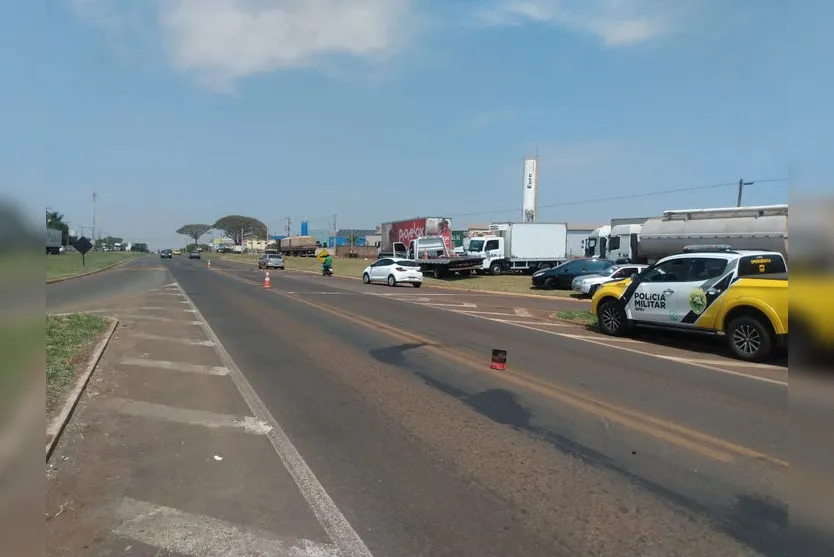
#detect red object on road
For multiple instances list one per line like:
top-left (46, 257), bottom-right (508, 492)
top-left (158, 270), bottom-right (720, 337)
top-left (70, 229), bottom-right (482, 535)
top-left (264, 272), bottom-right (271, 288)
top-left (490, 349), bottom-right (507, 371)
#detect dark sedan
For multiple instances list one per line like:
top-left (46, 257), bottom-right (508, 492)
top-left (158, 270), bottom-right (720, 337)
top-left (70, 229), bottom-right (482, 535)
top-left (531, 258), bottom-right (615, 289)
top-left (160, 249), bottom-right (172, 259)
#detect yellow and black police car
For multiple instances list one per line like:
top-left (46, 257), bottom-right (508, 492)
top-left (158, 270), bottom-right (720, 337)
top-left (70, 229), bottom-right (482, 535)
top-left (590, 245), bottom-right (788, 362)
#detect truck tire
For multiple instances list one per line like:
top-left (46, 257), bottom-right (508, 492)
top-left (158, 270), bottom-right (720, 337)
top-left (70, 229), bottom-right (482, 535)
top-left (537, 263), bottom-right (552, 271)
top-left (597, 299), bottom-right (630, 337)
top-left (387, 274), bottom-right (397, 287)
top-left (362, 273), bottom-right (371, 284)
top-left (489, 262), bottom-right (503, 275)
top-left (433, 268), bottom-right (445, 279)
top-left (727, 315), bottom-right (773, 362)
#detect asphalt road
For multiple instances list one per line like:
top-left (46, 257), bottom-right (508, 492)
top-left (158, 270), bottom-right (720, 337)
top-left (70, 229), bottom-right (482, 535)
top-left (46, 255), bottom-right (791, 556)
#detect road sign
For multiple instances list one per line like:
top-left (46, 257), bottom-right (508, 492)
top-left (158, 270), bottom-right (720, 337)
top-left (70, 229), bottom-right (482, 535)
top-left (74, 236), bottom-right (93, 254)
top-left (74, 236), bottom-right (93, 265)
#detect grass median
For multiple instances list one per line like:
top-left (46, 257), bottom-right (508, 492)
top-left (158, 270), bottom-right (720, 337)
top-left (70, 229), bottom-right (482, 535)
top-left (46, 313), bottom-right (110, 418)
top-left (215, 254), bottom-right (579, 298)
top-left (550, 310), bottom-right (597, 326)
top-left (46, 251), bottom-right (134, 281)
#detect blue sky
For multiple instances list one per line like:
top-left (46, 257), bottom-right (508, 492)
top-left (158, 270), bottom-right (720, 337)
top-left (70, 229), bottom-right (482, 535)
top-left (2, 0), bottom-right (828, 249)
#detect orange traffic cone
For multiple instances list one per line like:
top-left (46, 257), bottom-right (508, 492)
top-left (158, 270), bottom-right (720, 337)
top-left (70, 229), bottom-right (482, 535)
top-left (264, 271), bottom-right (271, 288)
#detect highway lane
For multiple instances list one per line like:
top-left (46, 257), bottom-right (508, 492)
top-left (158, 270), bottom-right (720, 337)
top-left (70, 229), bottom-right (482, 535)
top-left (166, 256), bottom-right (788, 556)
top-left (46, 255), bottom-right (169, 313)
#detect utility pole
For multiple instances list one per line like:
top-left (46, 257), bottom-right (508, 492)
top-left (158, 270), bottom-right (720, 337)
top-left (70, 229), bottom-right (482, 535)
top-left (737, 178), bottom-right (753, 207)
top-left (92, 192), bottom-right (98, 248)
top-left (286, 217), bottom-right (292, 237)
top-left (331, 214), bottom-right (338, 248)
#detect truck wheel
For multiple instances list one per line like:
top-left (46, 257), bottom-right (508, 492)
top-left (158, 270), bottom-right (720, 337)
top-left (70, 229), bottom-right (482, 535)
top-left (362, 273), bottom-right (371, 284)
top-left (489, 262), bottom-right (503, 275)
top-left (387, 274), bottom-right (397, 287)
top-left (597, 300), bottom-right (630, 336)
top-left (538, 263), bottom-right (552, 271)
top-left (433, 268), bottom-right (445, 279)
top-left (727, 315), bottom-right (773, 362)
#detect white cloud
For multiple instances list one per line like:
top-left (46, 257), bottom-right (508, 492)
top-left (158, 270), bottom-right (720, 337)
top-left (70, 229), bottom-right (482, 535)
top-left (70, 0), bottom-right (415, 90)
top-left (475, 0), bottom-right (688, 46)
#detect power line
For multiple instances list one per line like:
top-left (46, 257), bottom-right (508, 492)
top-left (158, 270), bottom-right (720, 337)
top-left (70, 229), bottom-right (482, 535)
top-left (448, 177), bottom-right (788, 219)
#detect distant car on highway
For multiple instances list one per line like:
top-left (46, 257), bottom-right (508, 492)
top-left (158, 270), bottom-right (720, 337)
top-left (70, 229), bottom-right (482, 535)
top-left (532, 258), bottom-right (615, 289)
top-left (172, 249), bottom-right (182, 256)
top-left (258, 253), bottom-right (285, 270)
top-left (160, 249), bottom-right (172, 259)
top-left (572, 264), bottom-right (648, 297)
top-left (362, 258), bottom-right (423, 287)
top-left (188, 250), bottom-right (201, 260)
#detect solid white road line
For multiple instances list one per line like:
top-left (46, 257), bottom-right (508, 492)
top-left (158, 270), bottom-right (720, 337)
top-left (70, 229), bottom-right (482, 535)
top-left (113, 498), bottom-right (338, 557)
top-left (491, 319), bottom-right (569, 327)
top-left (452, 310), bottom-right (517, 316)
top-left (175, 282), bottom-right (374, 557)
top-left (120, 357), bottom-right (228, 376)
top-left (105, 398), bottom-right (273, 434)
top-left (422, 302), bottom-right (477, 308)
top-left (119, 314), bottom-right (201, 325)
top-left (129, 332), bottom-right (215, 346)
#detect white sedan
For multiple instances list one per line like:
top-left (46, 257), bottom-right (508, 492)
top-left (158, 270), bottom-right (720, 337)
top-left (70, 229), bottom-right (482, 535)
top-left (362, 258), bottom-right (423, 287)
top-left (571, 264), bottom-right (648, 296)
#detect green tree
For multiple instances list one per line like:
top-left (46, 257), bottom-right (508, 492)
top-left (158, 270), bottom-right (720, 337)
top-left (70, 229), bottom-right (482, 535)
top-left (176, 224), bottom-right (212, 248)
top-left (213, 215), bottom-right (267, 246)
top-left (131, 243), bottom-right (150, 253)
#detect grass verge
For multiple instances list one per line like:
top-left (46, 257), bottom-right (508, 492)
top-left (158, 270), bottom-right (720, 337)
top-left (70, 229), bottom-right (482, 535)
top-left (46, 314), bottom-right (109, 417)
top-left (550, 310), bottom-right (598, 326)
top-left (215, 254), bottom-right (578, 298)
top-left (46, 251), bottom-right (134, 281)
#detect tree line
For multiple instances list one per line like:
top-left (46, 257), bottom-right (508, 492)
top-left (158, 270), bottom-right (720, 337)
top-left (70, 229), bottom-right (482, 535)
top-left (176, 215), bottom-right (268, 248)
top-left (46, 210), bottom-right (149, 252)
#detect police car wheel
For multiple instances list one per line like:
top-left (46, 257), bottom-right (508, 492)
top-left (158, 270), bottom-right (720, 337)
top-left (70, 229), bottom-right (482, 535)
top-left (727, 315), bottom-right (773, 362)
top-left (597, 300), bottom-right (629, 336)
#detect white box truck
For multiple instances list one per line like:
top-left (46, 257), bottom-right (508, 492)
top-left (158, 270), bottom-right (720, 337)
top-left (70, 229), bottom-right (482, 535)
top-left (465, 222), bottom-right (568, 275)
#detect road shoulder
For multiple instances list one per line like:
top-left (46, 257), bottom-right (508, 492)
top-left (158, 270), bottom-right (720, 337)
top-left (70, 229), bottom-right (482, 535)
top-left (45, 284), bottom-right (352, 556)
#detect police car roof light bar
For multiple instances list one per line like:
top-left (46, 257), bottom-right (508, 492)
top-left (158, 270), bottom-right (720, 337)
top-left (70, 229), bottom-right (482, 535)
top-left (682, 244), bottom-right (734, 253)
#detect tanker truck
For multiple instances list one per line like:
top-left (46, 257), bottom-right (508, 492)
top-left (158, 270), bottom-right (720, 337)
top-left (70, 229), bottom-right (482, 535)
top-left (597, 205), bottom-right (788, 264)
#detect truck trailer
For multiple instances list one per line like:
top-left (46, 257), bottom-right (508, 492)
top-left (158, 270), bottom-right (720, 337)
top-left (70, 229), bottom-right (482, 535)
top-left (465, 222), bottom-right (568, 275)
top-left (378, 217), bottom-right (482, 278)
top-left (267, 235), bottom-right (318, 256)
top-left (46, 228), bottom-right (62, 255)
top-left (599, 205), bottom-right (788, 263)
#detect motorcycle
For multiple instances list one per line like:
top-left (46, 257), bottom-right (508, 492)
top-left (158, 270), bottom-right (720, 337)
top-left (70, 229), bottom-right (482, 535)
top-left (322, 265), bottom-right (333, 277)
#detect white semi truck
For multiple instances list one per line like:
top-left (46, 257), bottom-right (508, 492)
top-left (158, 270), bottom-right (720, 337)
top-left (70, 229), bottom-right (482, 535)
top-left (590, 205), bottom-right (788, 263)
top-left (465, 222), bottom-right (568, 275)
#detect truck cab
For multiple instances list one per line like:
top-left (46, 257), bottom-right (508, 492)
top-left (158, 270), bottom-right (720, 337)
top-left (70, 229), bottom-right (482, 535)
top-left (465, 236), bottom-right (503, 273)
top-left (608, 224), bottom-right (642, 263)
top-left (591, 245), bottom-right (789, 362)
top-left (585, 226), bottom-right (611, 258)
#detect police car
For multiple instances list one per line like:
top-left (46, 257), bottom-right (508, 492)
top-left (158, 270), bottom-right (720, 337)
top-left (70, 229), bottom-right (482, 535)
top-left (590, 245), bottom-right (788, 362)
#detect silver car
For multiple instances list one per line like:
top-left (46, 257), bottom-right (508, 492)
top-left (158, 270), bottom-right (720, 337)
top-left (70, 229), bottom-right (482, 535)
top-left (572, 264), bottom-right (647, 297)
top-left (258, 253), bottom-right (285, 270)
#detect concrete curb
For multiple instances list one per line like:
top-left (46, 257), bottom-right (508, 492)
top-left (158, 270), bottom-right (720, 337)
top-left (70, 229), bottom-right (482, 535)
top-left (46, 316), bottom-right (119, 462)
top-left (46, 255), bottom-right (135, 285)
top-left (214, 256), bottom-right (590, 304)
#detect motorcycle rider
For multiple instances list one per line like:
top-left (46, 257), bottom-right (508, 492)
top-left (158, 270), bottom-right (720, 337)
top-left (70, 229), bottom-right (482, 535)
top-left (322, 252), bottom-right (333, 275)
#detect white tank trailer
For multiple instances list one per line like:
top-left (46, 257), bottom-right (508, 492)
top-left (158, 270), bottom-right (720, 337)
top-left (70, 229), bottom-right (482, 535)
top-left (633, 204), bottom-right (788, 263)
